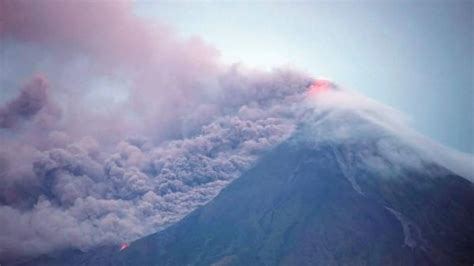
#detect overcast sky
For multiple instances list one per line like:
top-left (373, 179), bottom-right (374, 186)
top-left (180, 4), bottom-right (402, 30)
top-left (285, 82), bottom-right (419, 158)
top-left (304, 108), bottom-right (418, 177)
top-left (134, 1), bottom-right (473, 153)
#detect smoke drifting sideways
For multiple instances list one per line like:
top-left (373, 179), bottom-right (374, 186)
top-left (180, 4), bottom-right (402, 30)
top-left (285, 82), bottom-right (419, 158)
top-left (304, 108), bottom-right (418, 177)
top-left (0, 1), bottom-right (313, 260)
top-left (301, 89), bottom-right (474, 181)
top-left (0, 0), bottom-right (472, 262)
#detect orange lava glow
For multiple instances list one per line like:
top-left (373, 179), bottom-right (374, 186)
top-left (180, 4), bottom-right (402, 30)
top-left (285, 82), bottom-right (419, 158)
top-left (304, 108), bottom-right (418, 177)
top-left (308, 79), bottom-right (331, 96)
top-left (119, 243), bottom-right (129, 251)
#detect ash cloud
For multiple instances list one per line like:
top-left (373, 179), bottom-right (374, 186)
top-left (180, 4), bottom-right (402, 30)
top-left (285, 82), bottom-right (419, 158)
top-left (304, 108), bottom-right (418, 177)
top-left (1, 0), bottom-right (472, 263)
top-left (0, 2), bottom-right (312, 257)
top-left (0, 76), bottom-right (54, 129)
top-left (0, 69), bottom-right (309, 260)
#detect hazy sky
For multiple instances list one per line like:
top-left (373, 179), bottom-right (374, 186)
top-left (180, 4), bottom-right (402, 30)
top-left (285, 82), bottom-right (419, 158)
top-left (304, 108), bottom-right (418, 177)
top-left (134, 1), bottom-right (473, 153)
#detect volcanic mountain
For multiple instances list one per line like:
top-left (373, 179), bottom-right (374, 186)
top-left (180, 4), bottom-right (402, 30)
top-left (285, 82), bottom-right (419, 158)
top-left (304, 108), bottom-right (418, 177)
top-left (14, 86), bottom-right (474, 266)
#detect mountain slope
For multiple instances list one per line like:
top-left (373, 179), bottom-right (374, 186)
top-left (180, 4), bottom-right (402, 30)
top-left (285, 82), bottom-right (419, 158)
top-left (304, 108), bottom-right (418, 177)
top-left (21, 131), bottom-right (474, 266)
top-left (118, 140), bottom-right (473, 266)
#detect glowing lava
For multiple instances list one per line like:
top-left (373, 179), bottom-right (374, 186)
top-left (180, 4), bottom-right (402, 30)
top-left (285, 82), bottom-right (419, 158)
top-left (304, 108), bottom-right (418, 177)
top-left (119, 243), bottom-right (129, 251)
top-left (308, 78), bottom-right (332, 96)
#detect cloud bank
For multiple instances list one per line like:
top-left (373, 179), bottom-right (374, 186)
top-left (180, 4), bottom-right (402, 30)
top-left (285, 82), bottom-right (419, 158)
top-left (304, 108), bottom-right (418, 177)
top-left (0, 2), bottom-right (313, 260)
top-left (0, 1), bottom-right (472, 262)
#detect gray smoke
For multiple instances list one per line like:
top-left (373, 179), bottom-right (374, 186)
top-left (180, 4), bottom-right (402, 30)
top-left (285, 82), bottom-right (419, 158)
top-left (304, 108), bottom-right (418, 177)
top-left (0, 67), bottom-right (312, 260)
top-left (0, 76), bottom-right (55, 129)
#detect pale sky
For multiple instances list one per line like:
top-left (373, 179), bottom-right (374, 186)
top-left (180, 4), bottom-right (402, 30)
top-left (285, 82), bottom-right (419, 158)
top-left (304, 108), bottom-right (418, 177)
top-left (134, 1), bottom-right (473, 153)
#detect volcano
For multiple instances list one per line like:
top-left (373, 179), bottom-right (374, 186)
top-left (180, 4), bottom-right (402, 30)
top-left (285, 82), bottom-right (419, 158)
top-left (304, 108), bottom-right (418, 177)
top-left (13, 88), bottom-right (474, 266)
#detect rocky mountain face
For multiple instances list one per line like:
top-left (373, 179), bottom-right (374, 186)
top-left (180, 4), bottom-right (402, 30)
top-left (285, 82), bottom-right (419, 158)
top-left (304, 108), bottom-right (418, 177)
top-left (16, 128), bottom-right (474, 266)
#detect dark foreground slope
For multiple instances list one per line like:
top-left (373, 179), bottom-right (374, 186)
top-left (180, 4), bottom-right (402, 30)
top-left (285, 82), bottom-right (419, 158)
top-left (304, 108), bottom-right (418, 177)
top-left (19, 135), bottom-right (474, 266)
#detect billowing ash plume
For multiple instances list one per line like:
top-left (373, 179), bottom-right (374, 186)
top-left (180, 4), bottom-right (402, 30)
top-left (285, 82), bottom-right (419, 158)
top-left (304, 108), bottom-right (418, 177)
top-left (0, 66), bottom-right (309, 256)
top-left (0, 67), bottom-right (310, 260)
top-left (1, 0), bottom-right (472, 263)
top-left (0, 2), bottom-right (313, 260)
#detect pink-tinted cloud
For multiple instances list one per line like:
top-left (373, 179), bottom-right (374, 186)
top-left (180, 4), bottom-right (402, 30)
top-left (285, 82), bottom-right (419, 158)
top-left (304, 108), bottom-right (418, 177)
top-left (1, 0), bottom-right (220, 141)
top-left (1, 0), bottom-right (218, 72)
top-left (0, 3), bottom-right (315, 261)
top-left (0, 76), bottom-right (49, 128)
